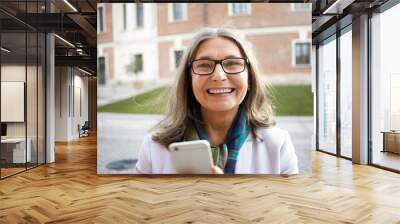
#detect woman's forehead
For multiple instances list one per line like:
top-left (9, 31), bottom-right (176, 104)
top-left (194, 37), bottom-right (243, 59)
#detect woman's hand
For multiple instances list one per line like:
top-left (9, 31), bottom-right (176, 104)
top-left (211, 166), bottom-right (224, 174)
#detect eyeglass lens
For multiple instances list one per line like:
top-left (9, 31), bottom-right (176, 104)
top-left (192, 58), bottom-right (246, 75)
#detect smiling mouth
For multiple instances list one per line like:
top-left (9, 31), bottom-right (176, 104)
top-left (206, 88), bottom-right (235, 95)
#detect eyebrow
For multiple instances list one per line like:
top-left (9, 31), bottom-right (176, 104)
top-left (195, 55), bottom-right (242, 60)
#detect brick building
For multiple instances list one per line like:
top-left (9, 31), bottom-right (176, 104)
top-left (97, 3), bottom-right (311, 87)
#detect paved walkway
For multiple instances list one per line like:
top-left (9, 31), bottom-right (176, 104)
top-left (98, 113), bottom-right (313, 174)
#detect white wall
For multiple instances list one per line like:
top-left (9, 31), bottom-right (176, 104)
top-left (54, 67), bottom-right (89, 141)
top-left (72, 73), bottom-right (89, 138)
top-left (1, 65), bottom-right (33, 138)
top-left (1, 82), bottom-right (24, 123)
top-left (1, 66), bottom-right (26, 140)
top-left (1, 64), bottom-right (46, 164)
top-left (55, 67), bottom-right (69, 141)
top-left (111, 3), bottom-right (158, 83)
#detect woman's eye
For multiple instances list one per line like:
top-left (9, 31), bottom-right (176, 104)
top-left (225, 61), bottom-right (242, 67)
top-left (197, 63), bottom-right (212, 68)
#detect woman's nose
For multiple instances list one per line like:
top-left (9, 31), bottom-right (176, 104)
top-left (211, 63), bottom-right (227, 81)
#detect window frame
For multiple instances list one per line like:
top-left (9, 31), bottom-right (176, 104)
top-left (97, 4), bottom-right (106, 33)
top-left (174, 50), bottom-right (184, 69)
top-left (228, 3), bottom-right (251, 16)
top-left (290, 3), bottom-right (312, 12)
top-left (98, 56), bottom-right (107, 85)
top-left (292, 40), bottom-right (312, 67)
top-left (135, 3), bottom-right (144, 29)
top-left (168, 3), bottom-right (187, 22)
top-left (133, 53), bottom-right (144, 74)
top-left (122, 3), bottom-right (127, 31)
top-left (169, 47), bottom-right (185, 72)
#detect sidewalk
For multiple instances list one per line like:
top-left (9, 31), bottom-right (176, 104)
top-left (98, 113), bottom-right (313, 174)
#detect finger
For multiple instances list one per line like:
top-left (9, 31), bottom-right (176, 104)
top-left (212, 166), bottom-right (224, 174)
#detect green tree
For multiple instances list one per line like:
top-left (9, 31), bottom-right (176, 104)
top-left (125, 54), bottom-right (143, 75)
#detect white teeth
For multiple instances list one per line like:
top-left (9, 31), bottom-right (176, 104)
top-left (208, 88), bottom-right (233, 94)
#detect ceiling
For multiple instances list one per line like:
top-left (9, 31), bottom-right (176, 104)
top-left (1, 0), bottom-right (396, 75)
top-left (0, 0), bottom-right (97, 75)
top-left (311, 0), bottom-right (390, 43)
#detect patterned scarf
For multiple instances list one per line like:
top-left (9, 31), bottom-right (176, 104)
top-left (184, 105), bottom-right (249, 174)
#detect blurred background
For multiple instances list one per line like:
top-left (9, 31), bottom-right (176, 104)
top-left (97, 3), bottom-right (313, 174)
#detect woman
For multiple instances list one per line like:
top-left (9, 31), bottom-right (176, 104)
top-left (135, 28), bottom-right (298, 174)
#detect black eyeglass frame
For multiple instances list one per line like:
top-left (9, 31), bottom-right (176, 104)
top-left (189, 57), bottom-right (249, 76)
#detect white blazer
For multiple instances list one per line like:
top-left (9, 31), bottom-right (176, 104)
top-left (135, 126), bottom-right (299, 174)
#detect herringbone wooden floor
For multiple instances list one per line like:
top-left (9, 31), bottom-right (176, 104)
top-left (1, 134), bottom-right (400, 224)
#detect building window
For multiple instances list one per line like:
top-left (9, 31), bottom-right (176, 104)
top-left (173, 4), bottom-right (183, 21)
top-left (339, 29), bottom-right (353, 158)
top-left (291, 3), bottom-right (312, 12)
top-left (371, 3), bottom-right (400, 171)
top-left (317, 38), bottom-right (337, 155)
top-left (294, 42), bottom-right (311, 66)
top-left (174, 50), bottom-right (184, 68)
top-left (134, 54), bottom-right (143, 73)
top-left (390, 74), bottom-right (400, 130)
top-left (98, 57), bottom-right (106, 85)
top-left (229, 3), bottom-right (251, 16)
top-left (122, 4), bottom-right (127, 31)
top-left (136, 3), bottom-right (144, 28)
top-left (98, 6), bottom-right (104, 33)
top-left (168, 3), bottom-right (187, 22)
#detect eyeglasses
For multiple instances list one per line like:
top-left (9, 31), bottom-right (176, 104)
top-left (189, 58), bottom-right (249, 76)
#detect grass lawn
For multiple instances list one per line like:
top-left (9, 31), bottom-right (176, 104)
top-left (269, 85), bottom-right (314, 116)
top-left (98, 87), bottom-right (169, 114)
top-left (98, 85), bottom-right (313, 116)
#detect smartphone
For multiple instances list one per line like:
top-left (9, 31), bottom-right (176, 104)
top-left (168, 140), bottom-right (214, 174)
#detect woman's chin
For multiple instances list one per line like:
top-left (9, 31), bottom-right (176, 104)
top-left (202, 103), bottom-right (239, 113)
